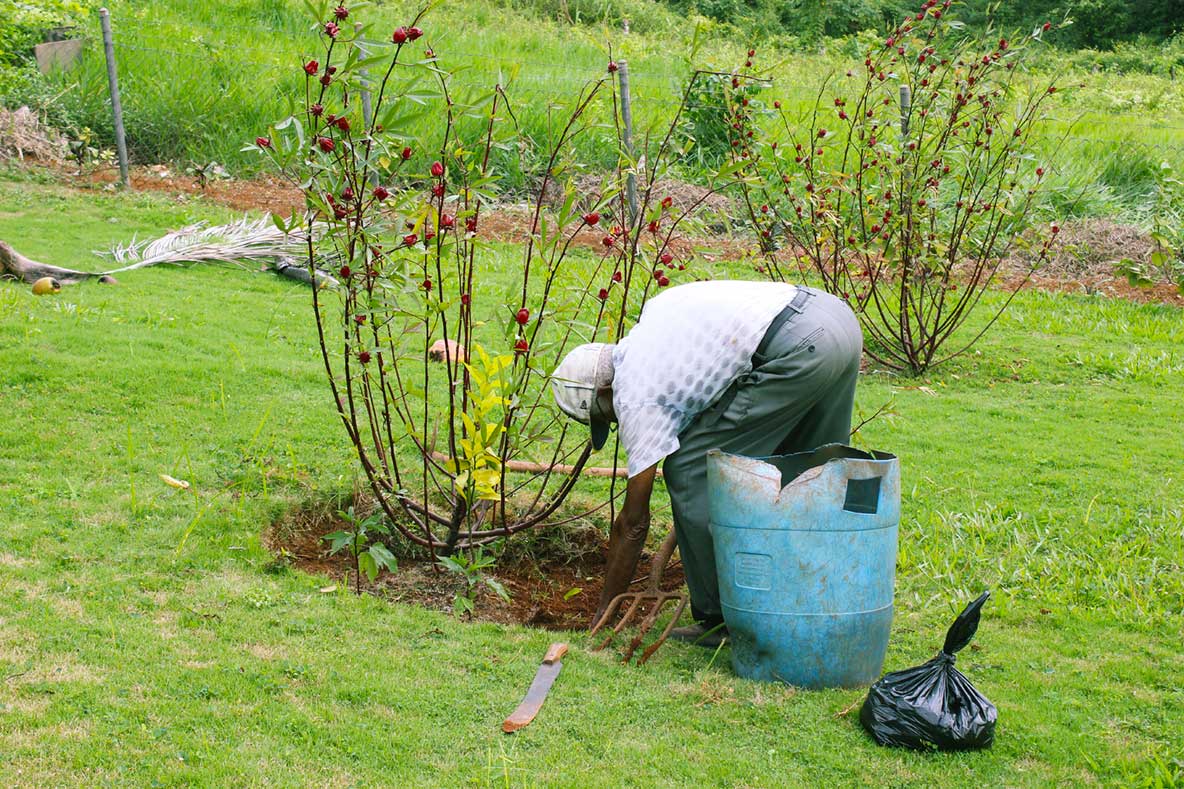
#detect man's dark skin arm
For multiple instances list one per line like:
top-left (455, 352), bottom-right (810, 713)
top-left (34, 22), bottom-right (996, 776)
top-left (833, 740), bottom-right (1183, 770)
top-left (591, 462), bottom-right (658, 627)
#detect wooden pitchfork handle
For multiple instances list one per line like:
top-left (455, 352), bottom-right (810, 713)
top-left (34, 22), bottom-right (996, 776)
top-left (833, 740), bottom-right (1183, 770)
top-left (430, 451), bottom-right (663, 479)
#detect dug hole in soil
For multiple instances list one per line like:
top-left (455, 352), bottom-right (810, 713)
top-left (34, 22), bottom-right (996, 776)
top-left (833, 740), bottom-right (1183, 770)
top-left (264, 497), bottom-right (685, 631)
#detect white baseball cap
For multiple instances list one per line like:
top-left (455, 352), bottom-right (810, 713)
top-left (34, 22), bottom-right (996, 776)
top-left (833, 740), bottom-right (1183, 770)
top-left (551, 343), bottom-right (615, 450)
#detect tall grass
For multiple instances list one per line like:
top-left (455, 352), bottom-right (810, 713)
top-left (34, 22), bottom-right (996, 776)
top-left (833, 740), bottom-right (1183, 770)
top-left (34, 0), bottom-right (1184, 224)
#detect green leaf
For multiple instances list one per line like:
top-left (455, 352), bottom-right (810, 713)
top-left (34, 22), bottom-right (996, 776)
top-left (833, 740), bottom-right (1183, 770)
top-left (358, 551), bottom-right (379, 582)
top-left (484, 577), bottom-right (510, 602)
top-left (368, 543), bottom-right (397, 573)
top-left (322, 530), bottom-right (354, 555)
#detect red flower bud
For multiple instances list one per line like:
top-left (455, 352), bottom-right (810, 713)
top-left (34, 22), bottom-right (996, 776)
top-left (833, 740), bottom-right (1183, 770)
top-left (597, 288), bottom-right (609, 301)
top-left (1036, 167), bottom-right (1044, 177)
top-left (336, 116), bottom-right (350, 132)
top-left (304, 60), bottom-right (319, 75)
top-left (432, 183), bottom-right (445, 198)
top-left (461, 293), bottom-right (471, 306)
top-left (514, 338), bottom-right (529, 354)
top-left (607, 61), bottom-right (619, 73)
top-left (760, 204), bottom-right (769, 214)
top-left (515, 308), bottom-right (530, 325)
top-left (334, 6), bottom-right (349, 20)
top-left (401, 146), bottom-right (412, 160)
top-left (661, 196), bottom-right (673, 209)
top-left (773, 100), bottom-right (781, 109)
top-left (333, 206), bottom-right (348, 220)
top-left (373, 186), bottom-right (389, 200)
top-left (255, 136), bottom-right (272, 149)
top-left (320, 74), bottom-right (332, 86)
top-left (582, 212), bottom-right (600, 227)
top-left (324, 22), bottom-right (340, 37)
top-left (317, 136), bottom-right (335, 153)
top-left (355, 314), bottom-right (366, 325)
top-left (465, 217), bottom-right (478, 233)
top-left (339, 265), bottom-right (352, 279)
top-left (404, 233), bottom-right (418, 246)
top-left (647, 220), bottom-right (660, 233)
top-left (407, 26), bottom-right (423, 40)
top-left (310, 103), bottom-right (324, 117)
top-left (747, 48), bottom-right (755, 57)
top-left (440, 214), bottom-right (454, 228)
top-left (341, 187), bottom-right (354, 201)
top-left (660, 252), bottom-right (674, 265)
top-left (430, 161), bottom-right (444, 177)
top-left (657, 275), bottom-right (670, 287)
top-left (601, 235), bottom-right (614, 247)
top-left (421, 278), bottom-right (432, 291)
top-left (612, 270), bottom-right (623, 283)
top-left (392, 27), bottom-right (408, 44)
top-left (358, 350), bottom-right (371, 364)
top-left (1042, 22), bottom-right (1051, 31)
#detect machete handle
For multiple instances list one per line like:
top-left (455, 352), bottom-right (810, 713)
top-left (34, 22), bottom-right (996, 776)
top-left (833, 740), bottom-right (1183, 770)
top-left (543, 643), bottom-right (568, 664)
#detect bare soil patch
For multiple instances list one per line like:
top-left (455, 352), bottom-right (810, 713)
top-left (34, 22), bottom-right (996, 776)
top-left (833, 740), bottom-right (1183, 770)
top-left (264, 498), bottom-right (684, 631)
top-left (17, 163), bottom-right (1182, 307)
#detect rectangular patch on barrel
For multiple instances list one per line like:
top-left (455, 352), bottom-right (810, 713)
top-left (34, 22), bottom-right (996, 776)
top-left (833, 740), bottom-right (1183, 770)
top-left (735, 552), bottom-right (772, 590)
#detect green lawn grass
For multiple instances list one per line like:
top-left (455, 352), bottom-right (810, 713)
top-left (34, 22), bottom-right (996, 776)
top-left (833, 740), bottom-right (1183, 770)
top-left (1, 177), bottom-right (1182, 786)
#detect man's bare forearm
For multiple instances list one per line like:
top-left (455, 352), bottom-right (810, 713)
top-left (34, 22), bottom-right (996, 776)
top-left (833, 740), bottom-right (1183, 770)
top-left (592, 464), bottom-right (657, 626)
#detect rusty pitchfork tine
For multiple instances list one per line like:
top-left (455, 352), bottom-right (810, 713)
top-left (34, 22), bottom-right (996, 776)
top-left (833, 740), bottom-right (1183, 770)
top-left (591, 529), bottom-right (686, 661)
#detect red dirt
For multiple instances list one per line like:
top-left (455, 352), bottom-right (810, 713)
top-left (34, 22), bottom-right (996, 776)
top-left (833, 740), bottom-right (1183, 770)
top-left (41, 163), bottom-right (1183, 307)
top-left (263, 502), bottom-right (685, 631)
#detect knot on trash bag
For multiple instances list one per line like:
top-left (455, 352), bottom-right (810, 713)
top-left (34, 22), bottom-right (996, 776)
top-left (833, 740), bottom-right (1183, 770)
top-left (935, 651), bottom-right (956, 666)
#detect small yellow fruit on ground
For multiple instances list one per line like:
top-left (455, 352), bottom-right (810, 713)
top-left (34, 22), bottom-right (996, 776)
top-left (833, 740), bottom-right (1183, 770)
top-left (32, 277), bottom-right (61, 295)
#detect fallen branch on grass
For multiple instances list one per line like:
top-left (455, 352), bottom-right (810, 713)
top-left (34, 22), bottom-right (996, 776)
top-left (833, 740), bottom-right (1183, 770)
top-left (1, 215), bottom-right (337, 289)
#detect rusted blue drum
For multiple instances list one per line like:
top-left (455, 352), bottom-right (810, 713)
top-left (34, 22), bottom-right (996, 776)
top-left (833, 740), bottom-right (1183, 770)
top-left (708, 445), bottom-right (900, 689)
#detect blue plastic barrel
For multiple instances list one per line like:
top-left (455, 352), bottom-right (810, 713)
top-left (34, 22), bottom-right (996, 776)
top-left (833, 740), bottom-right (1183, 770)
top-left (707, 445), bottom-right (900, 689)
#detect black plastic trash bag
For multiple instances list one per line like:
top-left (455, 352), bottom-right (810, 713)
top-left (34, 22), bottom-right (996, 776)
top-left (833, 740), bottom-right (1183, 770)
top-left (860, 591), bottom-right (997, 750)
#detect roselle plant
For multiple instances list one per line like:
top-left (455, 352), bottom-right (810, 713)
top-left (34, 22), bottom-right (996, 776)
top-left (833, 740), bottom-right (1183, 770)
top-left (256, 4), bottom-right (734, 556)
top-left (731, 1), bottom-right (1065, 373)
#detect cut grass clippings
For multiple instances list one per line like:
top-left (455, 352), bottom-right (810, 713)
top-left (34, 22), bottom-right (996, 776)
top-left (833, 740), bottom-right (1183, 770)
top-left (0, 178), bottom-right (1181, 786)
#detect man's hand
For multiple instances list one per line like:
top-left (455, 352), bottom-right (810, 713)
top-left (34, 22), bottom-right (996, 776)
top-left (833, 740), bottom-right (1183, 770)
top-left (591, 464), bottom-right (658, 627)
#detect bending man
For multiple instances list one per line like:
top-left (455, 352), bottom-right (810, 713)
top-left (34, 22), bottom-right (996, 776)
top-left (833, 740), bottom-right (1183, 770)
top-left (551, 280), bottom-right (863, 646)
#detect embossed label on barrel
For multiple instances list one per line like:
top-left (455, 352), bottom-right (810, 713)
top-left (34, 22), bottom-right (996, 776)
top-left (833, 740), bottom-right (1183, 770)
top-left (735, 552), bottom-right (772, 590)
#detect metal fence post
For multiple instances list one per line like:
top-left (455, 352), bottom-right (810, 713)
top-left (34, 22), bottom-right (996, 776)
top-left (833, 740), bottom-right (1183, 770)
top-left (356, 22), bottom-right (377, 186)
top-left (617, 60), bottom-right (639, 228)
top-left (99, 8), bottom-right (130, 189)
top-left (899, 84), bottom-right (912, 140)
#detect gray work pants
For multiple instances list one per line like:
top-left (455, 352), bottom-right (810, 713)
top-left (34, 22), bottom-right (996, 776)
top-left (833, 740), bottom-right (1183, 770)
top-left (662, 288), bottom-right (863, 624)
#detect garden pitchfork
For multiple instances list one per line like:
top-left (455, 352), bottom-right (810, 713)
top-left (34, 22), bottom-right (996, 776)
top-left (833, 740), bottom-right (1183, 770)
top-left (589, 529), bottom-right (687, 664)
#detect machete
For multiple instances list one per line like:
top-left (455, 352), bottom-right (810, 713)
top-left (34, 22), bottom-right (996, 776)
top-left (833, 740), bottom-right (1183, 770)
top-left (502, 643), bottom-right (568, 733)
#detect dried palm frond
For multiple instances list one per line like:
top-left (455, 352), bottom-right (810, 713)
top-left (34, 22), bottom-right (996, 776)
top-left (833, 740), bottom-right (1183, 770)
top-left (100, 214), bottom-right (311, 275)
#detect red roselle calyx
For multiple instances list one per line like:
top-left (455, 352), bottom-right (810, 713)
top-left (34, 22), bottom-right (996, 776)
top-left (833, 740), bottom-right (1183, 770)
top-left (373, 186), bottom-right (389, 200)
top-left (607, 61), bottom-right (618, 73)
top-left (304, 60), bottom-right (318, 75)
top-left (324, 22), bottom-right (339, 37)
top-left (597, 288), bottom-right (609, 301)
top-left (401, 146), bottom-right (412, 160)
top-left (310, 104), bottom-right (324, 117)
top-left (317, 137), bottom-right (334, 153)
top-left (582, 212), bottom-right (600, 226)
top-left (514, 339), bottom-right (529, 354)
top-left (334, 5), bottom-right (348, 20)
top-left (255, 137), bottom-right (271, 149)
top-left (392, 27), bottom-right (408, 43)
top-left (612, 271), bottom-right (622, 282)
top-left (515, 308), bottom-right (530, 325)
top-left (430, 161), bottom-right (444, 177)
top-left (358, 351), bottom-right (371, 364)
top-left (404, 233), bottom-right (418, 246)
top-left (407, 26), bottom-right (423, 40)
